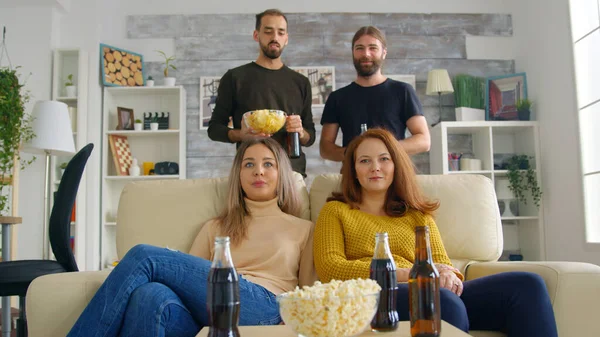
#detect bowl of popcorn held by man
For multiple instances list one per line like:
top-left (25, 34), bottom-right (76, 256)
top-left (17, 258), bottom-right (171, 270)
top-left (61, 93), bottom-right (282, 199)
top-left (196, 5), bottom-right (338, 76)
top-left (276, 279), bottom-right (381, 337)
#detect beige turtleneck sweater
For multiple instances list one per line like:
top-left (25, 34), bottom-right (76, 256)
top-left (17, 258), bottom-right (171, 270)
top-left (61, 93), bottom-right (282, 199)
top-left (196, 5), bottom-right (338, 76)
top-left (189, 197), bottom-right (317, 295)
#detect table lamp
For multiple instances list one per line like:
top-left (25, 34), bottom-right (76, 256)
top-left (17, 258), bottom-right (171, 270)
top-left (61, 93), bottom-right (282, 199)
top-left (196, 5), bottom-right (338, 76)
top-left (426, 69), bottom-right (454, 126)
top-left (22, 100), bottom-right (75, 259)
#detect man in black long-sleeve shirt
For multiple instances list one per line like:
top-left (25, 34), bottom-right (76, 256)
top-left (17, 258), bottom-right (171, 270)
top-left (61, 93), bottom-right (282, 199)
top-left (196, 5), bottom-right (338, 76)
top-left (207, 9), bottom-right (315, 177)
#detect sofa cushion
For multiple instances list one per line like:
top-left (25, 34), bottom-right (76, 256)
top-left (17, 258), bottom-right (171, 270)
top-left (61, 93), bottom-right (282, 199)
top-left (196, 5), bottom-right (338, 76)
top-left (116, 172), bottom-right (309, 259)
top-left (309, 174), bottom-right (503, 271)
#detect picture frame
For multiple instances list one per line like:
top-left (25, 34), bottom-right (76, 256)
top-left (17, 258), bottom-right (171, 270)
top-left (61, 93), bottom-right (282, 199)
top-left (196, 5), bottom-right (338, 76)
top-left (485, 72), bottom-right (528, 121)
top-left (100, 43), bottom-right (145, 87)
top-left (387, 74), bottom-right (416, 90)
top-left (117, 106), bottom-right (134, 130)
top-left (199, 76), bottom-right (222, 130)
top-left (290, 66), bottom-right (336, 107)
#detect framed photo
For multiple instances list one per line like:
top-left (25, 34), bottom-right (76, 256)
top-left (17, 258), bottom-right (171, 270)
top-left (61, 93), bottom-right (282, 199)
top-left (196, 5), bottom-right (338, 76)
top-left (291, 66), bottom-right (336, 107)
top-left (117, 106), bottom-right (134, 130)
top-left (485, 72), bottom-right (528, 121)
top-left (199, 76), bottom-right (222, 130)
top-left (100, 43), bottom-right (145, 87)
top-left (387, 74), bottom-right (416, 90)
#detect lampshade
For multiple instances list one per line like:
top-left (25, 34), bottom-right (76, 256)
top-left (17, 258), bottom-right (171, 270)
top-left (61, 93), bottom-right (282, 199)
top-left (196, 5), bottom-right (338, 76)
top-left (22, 100), bottom-right (76, 156)
top-left (425, 69), bottom-right (454, 96)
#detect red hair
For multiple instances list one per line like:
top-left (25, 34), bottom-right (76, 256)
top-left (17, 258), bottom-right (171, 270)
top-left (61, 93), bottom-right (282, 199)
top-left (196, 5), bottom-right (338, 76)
top-left (328, 128), bottom-right (439, 216)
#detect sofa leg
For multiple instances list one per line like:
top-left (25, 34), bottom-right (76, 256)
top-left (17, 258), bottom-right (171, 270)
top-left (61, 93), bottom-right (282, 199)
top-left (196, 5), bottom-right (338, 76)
top-left (16, 297), bottom-right (25, 337)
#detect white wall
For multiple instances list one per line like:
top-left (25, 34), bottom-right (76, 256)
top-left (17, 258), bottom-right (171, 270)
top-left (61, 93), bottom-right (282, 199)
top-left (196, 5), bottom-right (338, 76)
top-left (0, 5), bottom-right (57, 260)
top-left (511, 0), bottom-right (600, 264)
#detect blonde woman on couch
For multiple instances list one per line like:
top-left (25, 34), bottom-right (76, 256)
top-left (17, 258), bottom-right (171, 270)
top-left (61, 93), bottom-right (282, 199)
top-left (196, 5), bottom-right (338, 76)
top-left (313, 128), bottom-right (558, 337)
top-left (67, 138), bottom-right (317, 337)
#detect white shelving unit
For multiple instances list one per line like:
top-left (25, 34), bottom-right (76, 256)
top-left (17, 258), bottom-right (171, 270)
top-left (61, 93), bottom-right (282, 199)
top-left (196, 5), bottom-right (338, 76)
top-left (100, 86), bottom-right (186, 269)
top-left (429, 121), bottom-right (545, 261)
top-left (50, 48), bottom-right (89, 269)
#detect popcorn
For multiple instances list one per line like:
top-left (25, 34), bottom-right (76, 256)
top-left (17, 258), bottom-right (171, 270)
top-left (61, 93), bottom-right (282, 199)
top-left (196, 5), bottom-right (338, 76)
top-left (243, 109), bottom-right (286, 134)
top-left (277, 279), bottom-right (381, 337)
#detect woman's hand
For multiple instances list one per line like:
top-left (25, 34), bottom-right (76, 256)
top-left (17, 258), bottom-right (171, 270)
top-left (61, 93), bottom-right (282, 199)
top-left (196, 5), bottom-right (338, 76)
top-left (438, 269), bottom-right (463, 296)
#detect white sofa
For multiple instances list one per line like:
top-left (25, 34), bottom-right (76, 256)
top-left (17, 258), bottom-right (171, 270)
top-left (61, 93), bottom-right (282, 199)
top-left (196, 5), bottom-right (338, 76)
top-left (26, 174), bottom-right (600, 337)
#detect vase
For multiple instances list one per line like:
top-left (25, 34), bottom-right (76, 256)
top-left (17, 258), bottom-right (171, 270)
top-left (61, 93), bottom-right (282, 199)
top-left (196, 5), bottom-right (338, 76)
top-left (65, 85), bottom-right (77, 97)
top-left (164, 77), bottom-right (176, 86)
top-left (518, 109), bottom-right (531, 121)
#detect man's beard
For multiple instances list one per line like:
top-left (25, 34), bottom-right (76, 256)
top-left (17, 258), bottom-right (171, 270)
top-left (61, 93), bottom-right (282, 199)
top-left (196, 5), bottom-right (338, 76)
top-left (261, 41), bottom-right (285, 59)
top-left (353, 57), bottom-right (383, 77)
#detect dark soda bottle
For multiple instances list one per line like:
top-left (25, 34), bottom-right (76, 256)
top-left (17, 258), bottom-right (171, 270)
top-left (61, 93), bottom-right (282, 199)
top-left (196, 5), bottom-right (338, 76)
top-left (369, 232), bottom-right (399, 332)
top-left (360, 123), bottom-right (368, 134)
top-left (408, 226), bottom-right (441, 337)
top-left (207, 236), bottom-right (240, 337)
top-left (287, 113), bottom-right (301, 159)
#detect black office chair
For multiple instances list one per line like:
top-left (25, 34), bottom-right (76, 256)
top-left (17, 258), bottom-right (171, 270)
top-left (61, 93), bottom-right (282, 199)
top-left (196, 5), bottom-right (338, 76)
top-left (0, 143), bottom-right (93, 337)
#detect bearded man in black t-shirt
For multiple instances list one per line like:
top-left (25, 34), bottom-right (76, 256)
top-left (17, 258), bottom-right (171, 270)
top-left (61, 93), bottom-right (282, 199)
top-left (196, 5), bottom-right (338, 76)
top-left (319, 26), bottom-right (431, 162)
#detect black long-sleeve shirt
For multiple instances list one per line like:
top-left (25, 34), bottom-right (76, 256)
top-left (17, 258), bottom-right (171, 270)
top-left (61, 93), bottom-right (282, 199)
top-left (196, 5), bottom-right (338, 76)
top-left (208, 62), bottom-right (316, 177)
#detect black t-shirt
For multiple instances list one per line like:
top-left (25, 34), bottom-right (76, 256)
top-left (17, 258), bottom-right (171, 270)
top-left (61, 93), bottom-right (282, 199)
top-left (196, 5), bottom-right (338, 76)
top-left (208, 62), bottom-right (315, 177)
top-left (320, 79), bottom-right (423, 147)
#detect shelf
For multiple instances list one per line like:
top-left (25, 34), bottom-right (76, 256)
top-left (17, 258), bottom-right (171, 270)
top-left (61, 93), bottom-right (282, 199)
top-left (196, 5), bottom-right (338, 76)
top-left (105, 86), bottom-right (183, 96)
top-left (106, 130), bottom-right (179, 136)
top-left (104, 175), bottom-right (180, 181)
top-left (56, 96), bottom-right (77, 102)
top-left (448, 170), bottom-right (492, 175)
top-left (501, 216), bottom-right (539, 221)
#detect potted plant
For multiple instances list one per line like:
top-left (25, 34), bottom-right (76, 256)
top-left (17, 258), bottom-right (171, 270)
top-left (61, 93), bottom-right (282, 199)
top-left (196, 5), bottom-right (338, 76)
top-left (156, 50), bottom-right (177, 86)
top-left (150, 116), bottom-right (159, 131)
top-left (516, 98), bottom-right (533, 121)
top-left (146, 75), bottom-right (154, 87)
top-left (134, 118), bottom-right (143, 131)
top-left (452, 74), bottom-right (485, 121)
top-left (506, 154), bottom-right (542, 208)
top-left (59, 162), bottom-right (68, 177)
top-left (0, 66), bottom-right (36, 216)
top-left (65, 73), bottom-right (77, 97)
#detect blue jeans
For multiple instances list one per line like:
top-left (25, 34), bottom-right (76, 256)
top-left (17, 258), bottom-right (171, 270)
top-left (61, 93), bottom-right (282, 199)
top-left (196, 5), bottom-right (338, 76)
top-left (67, 244), bottom-right (282, 337)
top-left (396, 271), bottom-right (558, 337)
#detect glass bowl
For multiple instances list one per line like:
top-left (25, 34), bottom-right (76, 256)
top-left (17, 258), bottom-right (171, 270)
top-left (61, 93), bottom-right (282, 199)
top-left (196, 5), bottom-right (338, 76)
top-left (243, 109), bottom-right (286, 135)
top-left (276, 280), bottom-right (380, 337)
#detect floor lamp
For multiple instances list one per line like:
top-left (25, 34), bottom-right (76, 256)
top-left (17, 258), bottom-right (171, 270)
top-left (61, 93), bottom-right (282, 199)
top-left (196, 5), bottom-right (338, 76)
top-left (22, 100), bottom-right (75, 259)
top-left (426, 69), bottom-right (454, 127)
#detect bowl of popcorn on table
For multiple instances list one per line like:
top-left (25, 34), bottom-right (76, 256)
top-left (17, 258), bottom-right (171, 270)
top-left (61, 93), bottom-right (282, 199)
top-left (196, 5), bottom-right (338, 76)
top-left (276, 279), bottom-right (381, 337)
top-left (243, 109), bottom-right (287, 135)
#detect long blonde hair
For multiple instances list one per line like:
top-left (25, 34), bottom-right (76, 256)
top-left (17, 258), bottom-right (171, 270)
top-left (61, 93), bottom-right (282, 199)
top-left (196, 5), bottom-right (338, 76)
top-left (216, 138), bottom-right (301, 245)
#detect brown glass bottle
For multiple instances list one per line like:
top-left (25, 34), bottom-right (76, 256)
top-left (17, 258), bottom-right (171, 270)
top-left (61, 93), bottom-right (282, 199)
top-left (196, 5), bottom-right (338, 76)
top-left (369, 232), bottom-right (399, 332)
top-left (287, 113), bottom-right (301, 159)
top-left (207, 236), bottom-right (240, 337)
top-left (408, 226), bottom-right (441, 337)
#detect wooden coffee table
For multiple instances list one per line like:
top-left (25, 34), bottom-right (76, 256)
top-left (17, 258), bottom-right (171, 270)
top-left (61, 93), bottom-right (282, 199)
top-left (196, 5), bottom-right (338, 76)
top-left (196, 321), bottom-right (473, 336)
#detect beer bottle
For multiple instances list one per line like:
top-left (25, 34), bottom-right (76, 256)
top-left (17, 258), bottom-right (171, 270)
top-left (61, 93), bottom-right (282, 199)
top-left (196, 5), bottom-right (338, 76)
top-left (369, 232), bottom-right (400, 332)
top-left (287, 113), bottom-right (301, 159)
top-left (408, 226), bottom-right (441, 337)
top-left (360, 123), bottom-right (368, 134)
top-left (207, 236), bottom-right (241, 337)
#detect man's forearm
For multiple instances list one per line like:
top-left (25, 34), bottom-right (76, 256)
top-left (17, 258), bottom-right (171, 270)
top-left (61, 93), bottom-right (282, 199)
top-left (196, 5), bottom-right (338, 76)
top-left (299, 129), bottom-right (311, 145)
top-left (320, 142), bottom-right (345, 162)
top-left (227, 129), bottom-right (242, 143)
top-left (398, 133), bottom-right (431, 155)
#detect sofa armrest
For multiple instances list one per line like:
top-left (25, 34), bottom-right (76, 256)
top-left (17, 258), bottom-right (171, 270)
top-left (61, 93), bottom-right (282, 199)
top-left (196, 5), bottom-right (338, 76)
top-left (26, 270), bottom-right (110, 337)
top-left (465, 261), bottom-right (600, 337)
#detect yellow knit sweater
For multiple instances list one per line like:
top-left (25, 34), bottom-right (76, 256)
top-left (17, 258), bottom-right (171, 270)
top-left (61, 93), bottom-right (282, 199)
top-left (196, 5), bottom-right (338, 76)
top-left (314, 200), bottom-right (462, 283)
